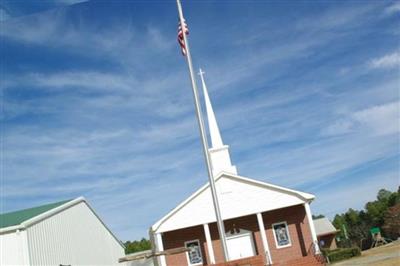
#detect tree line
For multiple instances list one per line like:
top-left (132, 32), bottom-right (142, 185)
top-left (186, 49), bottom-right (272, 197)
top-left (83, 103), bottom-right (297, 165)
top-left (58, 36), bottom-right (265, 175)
top-left (332, 187), bottom-right (399, 249)
top-left (124, 238), bottom-right (151, 254)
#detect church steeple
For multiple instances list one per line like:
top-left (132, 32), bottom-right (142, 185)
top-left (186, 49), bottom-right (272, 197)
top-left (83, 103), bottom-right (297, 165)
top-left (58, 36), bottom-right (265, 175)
top-left (198, 69), bottom-right (237, 176)
top-left (199, 69), bottom-right (224, 149)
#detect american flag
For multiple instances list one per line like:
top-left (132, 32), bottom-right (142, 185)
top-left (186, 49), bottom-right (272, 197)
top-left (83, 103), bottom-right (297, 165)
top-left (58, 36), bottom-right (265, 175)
top-left (177, 19), bottom-right (189, 56)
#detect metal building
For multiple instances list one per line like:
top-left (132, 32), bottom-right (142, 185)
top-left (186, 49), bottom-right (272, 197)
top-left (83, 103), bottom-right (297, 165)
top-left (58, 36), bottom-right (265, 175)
top-left (0, 197), bottom-right (125, 265)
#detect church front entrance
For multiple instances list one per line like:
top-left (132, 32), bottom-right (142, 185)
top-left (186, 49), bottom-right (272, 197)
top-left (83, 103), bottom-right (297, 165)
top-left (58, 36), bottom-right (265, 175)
top-left (226, 229), bottom-right (256, 260)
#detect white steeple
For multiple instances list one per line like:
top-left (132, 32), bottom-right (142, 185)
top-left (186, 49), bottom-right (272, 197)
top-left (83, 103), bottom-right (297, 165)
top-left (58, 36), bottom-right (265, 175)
top-left (199, 69), bottom-right (224, 148)
top-left (198, 69), bottom-right (237, 176)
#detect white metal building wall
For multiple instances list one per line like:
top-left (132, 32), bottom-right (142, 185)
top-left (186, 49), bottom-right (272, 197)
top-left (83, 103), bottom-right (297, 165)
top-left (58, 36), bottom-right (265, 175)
top-left (0, 230), bottom-right (30, 265)
top-left (26, 202), bottom-right (124, 266)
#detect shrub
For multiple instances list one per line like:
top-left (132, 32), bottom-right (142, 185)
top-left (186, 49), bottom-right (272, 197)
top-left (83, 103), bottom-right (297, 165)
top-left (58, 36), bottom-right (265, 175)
top-left (325, 247), bottom-right (361, 263)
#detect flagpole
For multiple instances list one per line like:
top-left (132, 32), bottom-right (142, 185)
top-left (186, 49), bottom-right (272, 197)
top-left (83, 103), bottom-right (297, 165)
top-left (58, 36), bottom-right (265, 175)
top-left (176, 0), bottom-right (229, 261)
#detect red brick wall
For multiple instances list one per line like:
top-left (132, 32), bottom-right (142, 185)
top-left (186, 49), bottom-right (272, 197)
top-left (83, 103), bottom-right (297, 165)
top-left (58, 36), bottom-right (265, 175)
top-left (213, 255), bottom-right (264, 266)
top-left (161, 204), bottom-right (313, 265)
top-left (163, 225), bottom-right (210, 266)
top-left (262, 205), bottom-right (313, 265)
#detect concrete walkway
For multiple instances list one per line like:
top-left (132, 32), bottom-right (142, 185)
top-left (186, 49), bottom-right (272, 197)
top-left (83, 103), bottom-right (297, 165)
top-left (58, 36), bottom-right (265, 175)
top-left (332, 240), bottom-right (400, 266)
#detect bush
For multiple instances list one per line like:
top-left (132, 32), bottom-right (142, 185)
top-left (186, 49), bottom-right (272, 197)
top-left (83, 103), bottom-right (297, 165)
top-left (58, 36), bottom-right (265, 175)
top-left (325, 247), bottom-right (361, 263)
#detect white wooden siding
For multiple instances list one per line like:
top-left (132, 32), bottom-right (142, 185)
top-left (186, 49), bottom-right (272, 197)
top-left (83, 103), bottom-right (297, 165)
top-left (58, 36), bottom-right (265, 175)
top-left (157, 175), bottom-right (306, 233)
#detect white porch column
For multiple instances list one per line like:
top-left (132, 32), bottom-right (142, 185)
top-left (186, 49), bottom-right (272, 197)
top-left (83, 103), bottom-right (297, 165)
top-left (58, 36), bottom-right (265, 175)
top-left (156, 233), bottom-right (167, 266)
top-left (203, 223), bottom-right (216, 264)
top-left (304, 202), bottom-right (321, 254)
top-left (256, 213), bottom-right (273, 264)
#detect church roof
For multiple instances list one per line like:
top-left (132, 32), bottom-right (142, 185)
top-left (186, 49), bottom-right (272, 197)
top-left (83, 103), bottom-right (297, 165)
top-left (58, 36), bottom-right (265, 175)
top-left (313, 217), bottom-right (339, 236)
top-left (151, 172), bottom-right (315, 233)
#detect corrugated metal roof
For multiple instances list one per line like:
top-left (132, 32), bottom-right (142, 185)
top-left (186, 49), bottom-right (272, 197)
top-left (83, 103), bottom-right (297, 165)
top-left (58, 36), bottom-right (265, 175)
top-left (313, 217), bottom-right (338, 236)
top-left (0, 199), bottom-right (71, 229)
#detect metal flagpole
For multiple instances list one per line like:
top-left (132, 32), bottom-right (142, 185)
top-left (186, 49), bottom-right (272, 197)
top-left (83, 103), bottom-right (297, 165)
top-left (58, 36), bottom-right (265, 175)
top-left (176, 0), bottom-right (229, 261)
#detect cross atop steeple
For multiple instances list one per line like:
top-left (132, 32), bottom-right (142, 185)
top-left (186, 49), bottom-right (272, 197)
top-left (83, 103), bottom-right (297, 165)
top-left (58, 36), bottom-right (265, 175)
top-left (198, 68), bottom-right (237, 176)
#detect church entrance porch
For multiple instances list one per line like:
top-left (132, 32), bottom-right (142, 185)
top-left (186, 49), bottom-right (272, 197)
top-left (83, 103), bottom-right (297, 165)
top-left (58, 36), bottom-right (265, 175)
top-left (159, 204), bottom-right (323, 266)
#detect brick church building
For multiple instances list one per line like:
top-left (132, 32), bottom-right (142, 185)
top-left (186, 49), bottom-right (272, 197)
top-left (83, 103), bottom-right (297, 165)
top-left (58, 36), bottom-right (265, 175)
top-left (150, 71), bottom-right (324, 266)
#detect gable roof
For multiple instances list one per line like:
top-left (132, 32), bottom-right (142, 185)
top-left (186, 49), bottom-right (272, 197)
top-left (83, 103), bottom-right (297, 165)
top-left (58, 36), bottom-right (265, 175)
top-left (0, 199), bottom-right (72, 229)
top-left (152, 172), bottom-right (315, 233)
top-left (313, 217), bottom-right (339, 236)
top-left (0, 197), bottom-right (125, 249)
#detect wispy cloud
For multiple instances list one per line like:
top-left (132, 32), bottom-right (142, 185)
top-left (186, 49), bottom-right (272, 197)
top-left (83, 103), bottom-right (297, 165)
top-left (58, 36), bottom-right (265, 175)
top-left (0, 10), bottom-right (133, 53)
top-left (321, 120), bottom-right (354, 136)
top-left (0, 0), bottom-right (89, 20)
top-left (0, 7), bottom-right (11, 21)
top-left (6, 71), bottom-right (136, 92)
top-left (55, 0), bottom-right (88, 4)
top-left (369, 51), bottom-right (400, 69)
top-left (0, 7), bottom-right (175, 67)
top-left (384, 2), bottom-right (400, 15)
top-left (295, 3), bottom-right (380, 32)
top-left (322, 101), bottom-right (399, 137)
top-left (352, 102), bottom-right (399, 136)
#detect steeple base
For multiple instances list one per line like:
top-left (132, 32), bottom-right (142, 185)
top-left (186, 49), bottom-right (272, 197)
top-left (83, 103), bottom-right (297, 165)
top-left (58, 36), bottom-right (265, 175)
top-left (209, 145), bottom-right (237, 177)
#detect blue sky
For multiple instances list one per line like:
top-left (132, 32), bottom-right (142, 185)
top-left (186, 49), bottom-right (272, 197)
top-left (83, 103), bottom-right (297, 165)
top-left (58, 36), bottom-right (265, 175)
top-left (1, 0), bottom-right (399, 241)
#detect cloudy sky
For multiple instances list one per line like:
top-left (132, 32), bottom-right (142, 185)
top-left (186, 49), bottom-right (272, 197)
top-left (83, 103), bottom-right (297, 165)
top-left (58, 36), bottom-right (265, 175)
top-left (1, 0), bottom-right (399, 241)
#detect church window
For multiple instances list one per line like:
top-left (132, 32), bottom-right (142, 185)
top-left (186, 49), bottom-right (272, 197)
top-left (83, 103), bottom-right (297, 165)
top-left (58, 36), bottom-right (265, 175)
top-left (185, 239), bottom-right (203, 265)
top-left (272, 221), bottom-right (292, 248)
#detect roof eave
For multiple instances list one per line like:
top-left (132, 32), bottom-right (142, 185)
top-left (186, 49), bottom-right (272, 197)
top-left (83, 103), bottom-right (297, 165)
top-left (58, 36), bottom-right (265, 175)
top-left (223, 172), bottom-right (316, 201)
top-left (317, 230), bottom-right (340, 237)
top-left (0, 224), bottom-right (23, 234)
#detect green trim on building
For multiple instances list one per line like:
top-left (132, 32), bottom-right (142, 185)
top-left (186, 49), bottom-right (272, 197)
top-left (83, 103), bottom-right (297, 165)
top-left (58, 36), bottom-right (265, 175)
top-left (0, 199), bottom-right (72, 229)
